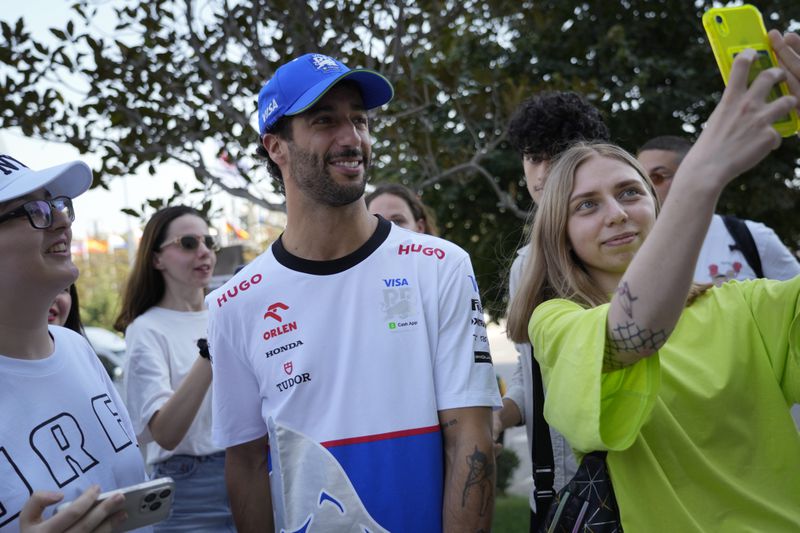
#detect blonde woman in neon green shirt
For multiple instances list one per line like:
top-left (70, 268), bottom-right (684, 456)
top-left (507, 49), bottom-right (800, 532)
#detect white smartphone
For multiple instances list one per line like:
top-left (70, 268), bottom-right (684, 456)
top-left (56, 477), bottom-right (175, 532)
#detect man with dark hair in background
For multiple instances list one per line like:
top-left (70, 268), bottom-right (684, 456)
top-left (637, 135), bottom-right (800, 285)
top-left (497, 91), bottom-right (610, 525)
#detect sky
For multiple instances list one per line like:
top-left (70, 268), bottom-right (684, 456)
top-left (1, 2), bottom-right (203, 239)
top-left (0, 130), bottom-right (191, 239)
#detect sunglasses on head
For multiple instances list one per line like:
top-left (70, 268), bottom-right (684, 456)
top-left (0, 196), bottom-right (74, 230)
top-left (160, 234), bottom-right (219, 252)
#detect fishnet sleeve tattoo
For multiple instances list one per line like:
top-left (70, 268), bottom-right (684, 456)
top-left (604, 322), bottom-right (668, 371)
top-left (604, 282), bottom-right (667, 371)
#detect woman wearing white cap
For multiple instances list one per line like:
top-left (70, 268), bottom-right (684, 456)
top-left (0, 155), bottom-right (149, 532)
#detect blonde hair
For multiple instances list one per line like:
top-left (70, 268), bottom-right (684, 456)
top-left (507, 142), bottom-right (706, 343)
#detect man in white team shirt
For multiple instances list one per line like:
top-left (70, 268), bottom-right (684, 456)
top-left (637, 135), bottom-right (800, 284)
top-left (207, 53), bottom-right (501, 532)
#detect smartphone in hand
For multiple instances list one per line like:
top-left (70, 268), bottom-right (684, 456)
top-left (56, 477), bottom-right (175, 532)
top-left (703, 4), bottom-right (799, 137)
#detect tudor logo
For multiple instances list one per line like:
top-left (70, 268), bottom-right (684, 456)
top-left (264, 302), bottom-right (289, 322)
top-left (283, 361), bottom-right (293, 375)
top-left (276, 372), bottom-right (311, 392)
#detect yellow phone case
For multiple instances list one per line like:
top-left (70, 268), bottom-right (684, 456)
top-left (702, 4), bottom-right (799, 137)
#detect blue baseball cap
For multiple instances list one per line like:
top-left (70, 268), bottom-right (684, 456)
top-left (257, 53), bottom-right (394, 135)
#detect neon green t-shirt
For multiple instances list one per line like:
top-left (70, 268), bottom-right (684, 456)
top-left (530, 277), bottom-right (800, 532)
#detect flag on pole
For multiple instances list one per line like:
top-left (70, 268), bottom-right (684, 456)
top-left (225, 221), bottom-right (250, 240)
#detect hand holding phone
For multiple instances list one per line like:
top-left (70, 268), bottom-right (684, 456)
top-left (55, 477), bottom-right (175, 533)
top-left (703, 4), bottom-right (799, 137)
top-left (686, 49), bottom-right (796, 195)
top-left (19, 486), bottom-right (126, 533)
top-left (769, 29), bottom-right (800, 102)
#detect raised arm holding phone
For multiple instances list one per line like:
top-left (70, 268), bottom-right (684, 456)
top-left (507, 38), bottom-right (800, 531)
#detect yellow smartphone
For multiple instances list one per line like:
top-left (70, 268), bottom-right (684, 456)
top-left (702, 4), bottom-right (799, 137)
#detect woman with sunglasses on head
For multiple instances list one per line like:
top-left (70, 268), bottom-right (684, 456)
top-left (114, 206), bottom-right (234, 532)
top-left (0, 155), bottom-right (148, 532)
top-left (506, 51), bottom-right (800, 531)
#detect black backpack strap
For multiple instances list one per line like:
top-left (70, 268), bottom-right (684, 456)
top-left (529, 344), bottom-right (555, 532)
top-left (721, 215), bottom-right (763, 278)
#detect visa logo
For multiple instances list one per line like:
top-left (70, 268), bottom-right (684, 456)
top-left (383, 278), bottom-right (409, 287)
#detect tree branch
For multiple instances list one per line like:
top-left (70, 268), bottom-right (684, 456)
top-left (170, 149), bottom-right (287, 213)
top-left (183, 0), bottom-right (251, 126)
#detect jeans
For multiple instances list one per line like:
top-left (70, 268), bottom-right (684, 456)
top-left (152, 452), bottom-right (236, 532)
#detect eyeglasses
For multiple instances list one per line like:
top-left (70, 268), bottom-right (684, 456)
top-left (0, 196), bottom-right (74, 229)
top-left (160, 234), bottom-right (219, 252)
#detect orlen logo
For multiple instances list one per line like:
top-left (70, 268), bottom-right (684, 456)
top-left (216, 273), bottom-right (263, 308)
top-left (264, 302), bottom-right (288, 322)
top-left (397, 244), bottom-right (445, 260)
top-left (263, 302), bottom-right (298, 341)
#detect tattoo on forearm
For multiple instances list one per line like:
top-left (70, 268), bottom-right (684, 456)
top-left (441, 419), bottom-right (458, 430)
top-left (604, 321), bottom-right (668, 371)
top-left (461, 446), bottom-right (493, 517)
top-left (615, 282), bottom-right (638, 318)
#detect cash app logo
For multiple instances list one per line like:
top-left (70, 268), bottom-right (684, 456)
top-left (388, 322), bottom-right (397, 330)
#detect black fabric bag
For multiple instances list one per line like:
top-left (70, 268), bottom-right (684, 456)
top-left (528, 343), bottom-right (623, 532)
top-left (538, 451), bottom-right (623, 533)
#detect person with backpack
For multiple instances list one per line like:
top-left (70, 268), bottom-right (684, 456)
top-left (637, 135), bottom-right (800, 285)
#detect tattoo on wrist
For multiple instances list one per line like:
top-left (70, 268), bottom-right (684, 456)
top-left (615, 282), bottom-right (638, 318)
top-left (604, 321), bottom-right (668, 370)
top-left (461, 445), bottom-right (493, 517)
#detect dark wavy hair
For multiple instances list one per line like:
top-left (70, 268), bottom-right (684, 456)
top-left (114, 206), bottom-right (209, 332)
top-left (638, 135), bottom-right (693, 162)
top-left (365, 183), bottom-right (439, 236)
top-left (254, 116), bottom-right (294, 194)
top-left (507, 91), bottom-right (610, 162)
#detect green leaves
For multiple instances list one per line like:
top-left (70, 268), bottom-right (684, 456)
top-left (3, 0), bottom-right (800, 318)
top-left (49, 28), bottom-right (67, 41)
